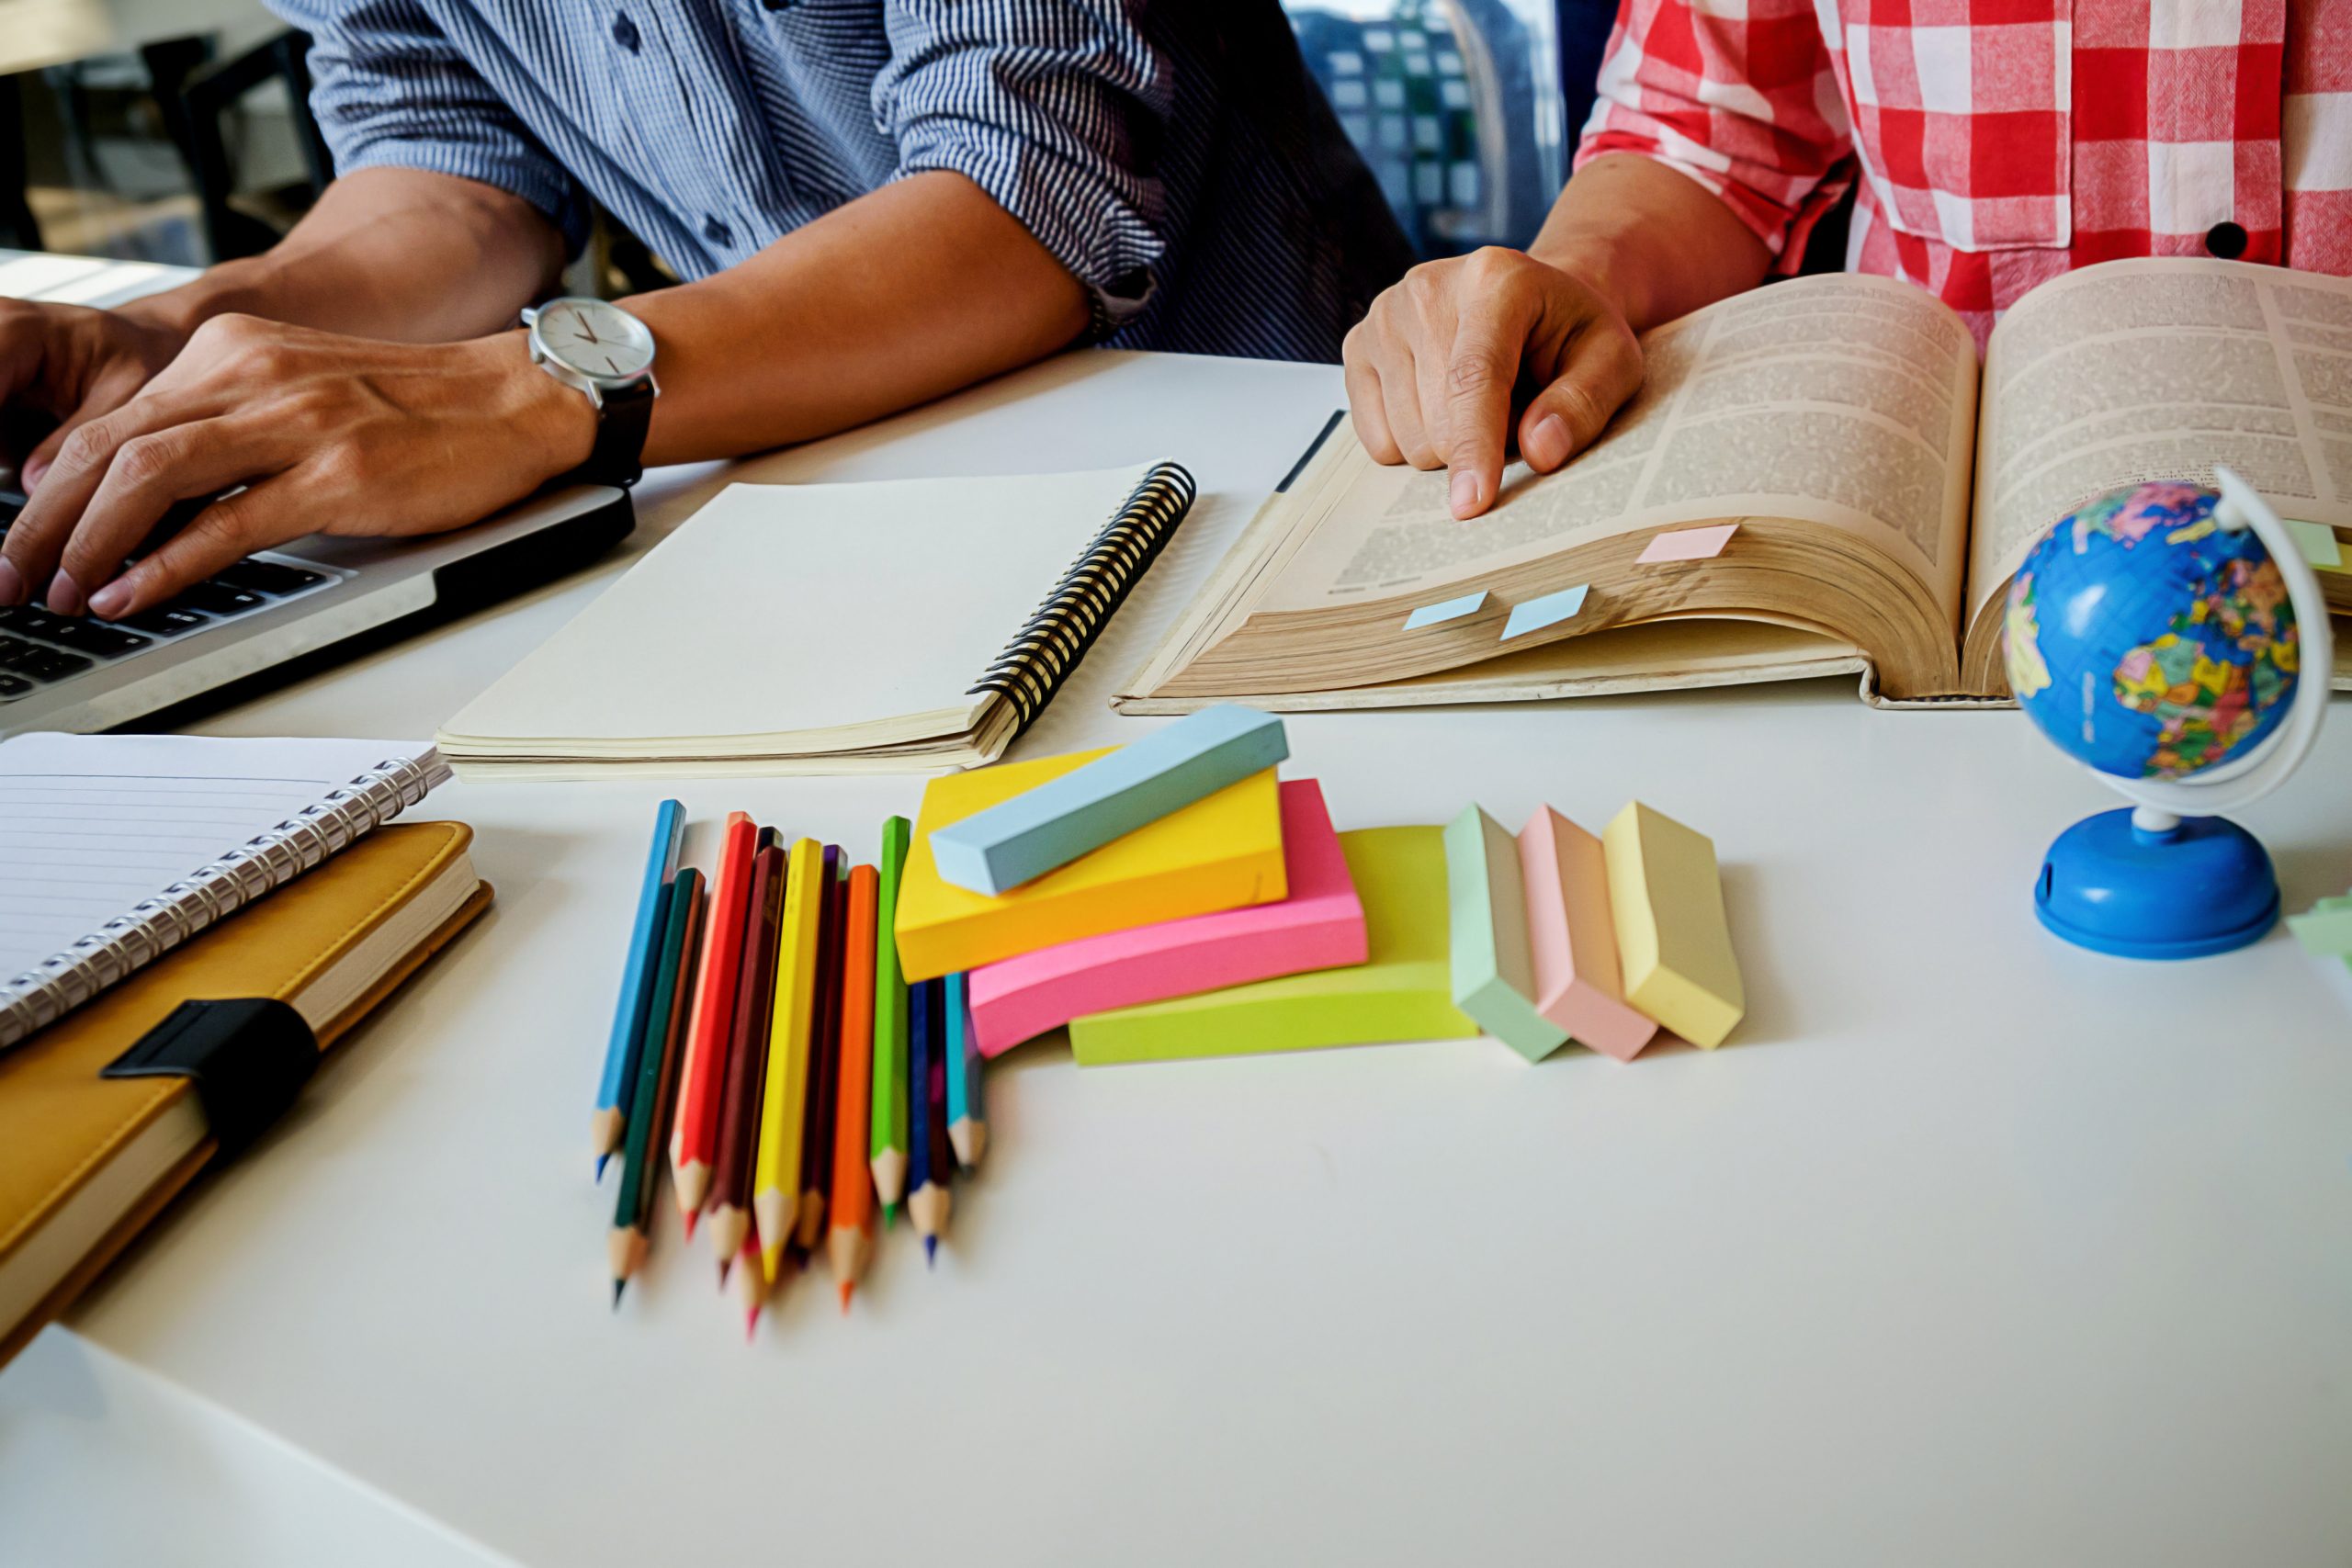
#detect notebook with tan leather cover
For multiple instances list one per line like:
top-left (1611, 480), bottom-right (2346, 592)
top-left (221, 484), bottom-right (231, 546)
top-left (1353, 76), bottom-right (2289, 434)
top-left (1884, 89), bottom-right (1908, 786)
top-left (0, 821), bottom-right (487, 1369)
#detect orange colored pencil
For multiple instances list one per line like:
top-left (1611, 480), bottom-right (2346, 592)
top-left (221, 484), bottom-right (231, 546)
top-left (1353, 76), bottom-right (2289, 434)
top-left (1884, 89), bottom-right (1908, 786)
top-left (669, 811), bottom-right (757, 1233)
top-left (827, 864), bottom-right (879, 1310)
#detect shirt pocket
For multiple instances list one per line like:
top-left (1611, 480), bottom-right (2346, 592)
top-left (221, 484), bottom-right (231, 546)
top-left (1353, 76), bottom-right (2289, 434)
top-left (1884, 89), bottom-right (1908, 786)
top-left (1832, 0), bottom-right (2074, 250)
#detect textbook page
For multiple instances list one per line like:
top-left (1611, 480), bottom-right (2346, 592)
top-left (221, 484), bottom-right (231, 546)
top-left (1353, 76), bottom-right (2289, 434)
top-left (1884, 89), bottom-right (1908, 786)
top-left (1253, 274), bottom-right (1977, 623)
top-left (1970, 258), bottom-right (2352, 625)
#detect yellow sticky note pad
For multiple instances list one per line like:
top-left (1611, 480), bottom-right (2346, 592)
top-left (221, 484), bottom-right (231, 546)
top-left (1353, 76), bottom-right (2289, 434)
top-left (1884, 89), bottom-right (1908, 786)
top-left (1601, 802), bottom-right (1744, 1048)
top-left (894, 750), bottom-right (1286, 981)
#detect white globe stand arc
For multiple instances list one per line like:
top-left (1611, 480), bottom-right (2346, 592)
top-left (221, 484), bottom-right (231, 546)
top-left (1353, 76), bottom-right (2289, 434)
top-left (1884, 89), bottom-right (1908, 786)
top-left (2098, 466), bottom-right (2333, 829)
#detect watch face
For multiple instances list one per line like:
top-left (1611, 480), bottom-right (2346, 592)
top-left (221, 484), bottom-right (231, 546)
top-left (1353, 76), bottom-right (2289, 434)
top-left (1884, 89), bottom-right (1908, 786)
top-left (535, 299), bottom-right (654, 381)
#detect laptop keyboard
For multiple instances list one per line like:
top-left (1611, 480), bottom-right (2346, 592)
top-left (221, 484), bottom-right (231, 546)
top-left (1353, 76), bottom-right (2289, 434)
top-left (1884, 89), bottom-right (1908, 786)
top-left (0, 491), bottom-right (335, 702)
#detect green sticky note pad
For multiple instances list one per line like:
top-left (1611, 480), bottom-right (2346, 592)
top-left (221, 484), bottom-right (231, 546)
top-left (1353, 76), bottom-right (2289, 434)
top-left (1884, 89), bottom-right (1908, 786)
top-left (2286, 903), bottom-right (2352, 958)
top-left (2283, 518), bottom-right (2346, 571)
top-left (1443, 805), bottom-right (1570, 1062)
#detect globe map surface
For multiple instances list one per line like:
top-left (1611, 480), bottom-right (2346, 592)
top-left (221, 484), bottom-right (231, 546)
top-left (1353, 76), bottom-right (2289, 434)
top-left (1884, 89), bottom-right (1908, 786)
top-left (2003, 481), bottom-right (2301, 781)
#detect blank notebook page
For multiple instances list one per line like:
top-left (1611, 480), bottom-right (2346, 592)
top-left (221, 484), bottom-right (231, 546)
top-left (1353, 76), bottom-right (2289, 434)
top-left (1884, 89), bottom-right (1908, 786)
top-left (439, 464), bottom-right (1159, 747)
top-left (0, 733), bottom-right (432, 982)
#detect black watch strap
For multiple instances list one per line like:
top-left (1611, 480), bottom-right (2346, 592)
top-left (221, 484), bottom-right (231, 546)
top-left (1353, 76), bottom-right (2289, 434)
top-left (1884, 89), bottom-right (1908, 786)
top-left (578, 379), bottom-right (654, 488)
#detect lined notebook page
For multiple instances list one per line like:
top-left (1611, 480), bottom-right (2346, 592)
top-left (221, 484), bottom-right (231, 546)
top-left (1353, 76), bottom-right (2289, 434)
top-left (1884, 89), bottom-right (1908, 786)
top-left (0, 734), bottom-right (435, 982)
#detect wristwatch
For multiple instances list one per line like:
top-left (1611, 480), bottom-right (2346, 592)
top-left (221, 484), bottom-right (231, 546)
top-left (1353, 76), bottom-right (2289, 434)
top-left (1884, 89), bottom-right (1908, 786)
top-left (522, 297), bottom-right (659, 487)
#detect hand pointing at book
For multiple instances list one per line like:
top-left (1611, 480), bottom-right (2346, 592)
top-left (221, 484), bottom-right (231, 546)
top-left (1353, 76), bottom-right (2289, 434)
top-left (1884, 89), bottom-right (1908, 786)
top-left (1342, 247), bottom-right (1644, 522)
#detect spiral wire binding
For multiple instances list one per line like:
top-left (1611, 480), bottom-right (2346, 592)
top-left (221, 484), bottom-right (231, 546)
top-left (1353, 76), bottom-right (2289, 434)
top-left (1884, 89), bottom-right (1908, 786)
top-left (967, 462), bottom-right (1197, 738)
top-left (0, 752), bottom-right (449, 1050)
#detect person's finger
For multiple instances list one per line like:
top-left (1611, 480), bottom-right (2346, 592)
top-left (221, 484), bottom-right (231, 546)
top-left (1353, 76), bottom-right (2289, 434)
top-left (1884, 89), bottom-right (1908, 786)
top-left (85, 475), bottom-right (297, 620)
top-left (21, 361), bottom-right (152, 493)
top-left (1378, 346), bottom-right (1439, 469)
top-left (1442, 291), bottom-right (1540, 520)
top-left (1, 388), bottom-right (202, 608)
top-left (56, 417), bottom-right (291, 608)
top-left (1516, 318), bottom-right (1645, 474)
top-left (1343, 346), bottom-right (1402, 465)
top-left (1406, 285), bottom-right (1458, 466)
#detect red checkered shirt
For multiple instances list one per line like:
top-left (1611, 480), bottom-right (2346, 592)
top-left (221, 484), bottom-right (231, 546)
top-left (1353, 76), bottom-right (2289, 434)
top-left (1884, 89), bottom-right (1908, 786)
top-left (1576, 0), bottom-right (2352, 344)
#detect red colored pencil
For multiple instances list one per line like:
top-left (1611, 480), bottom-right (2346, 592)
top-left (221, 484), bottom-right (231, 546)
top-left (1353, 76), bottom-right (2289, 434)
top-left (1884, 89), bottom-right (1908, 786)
top-left (828, 865), bottom-right (880, 1310)
top-left (669, 812), bottom-right (757, 1233)
top-left (707, 838), bottom-right (786, 1273)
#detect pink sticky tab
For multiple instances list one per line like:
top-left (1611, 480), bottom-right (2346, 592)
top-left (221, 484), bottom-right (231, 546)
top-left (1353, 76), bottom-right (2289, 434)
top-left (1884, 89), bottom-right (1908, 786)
top-left (1637, 524), bottom-right (1740, 564)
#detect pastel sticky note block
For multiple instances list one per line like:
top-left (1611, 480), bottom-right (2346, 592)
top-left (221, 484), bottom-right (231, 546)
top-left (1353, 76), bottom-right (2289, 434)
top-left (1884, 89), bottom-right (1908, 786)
top-left (896, 751), bottom-right (1287, 982)
top-left (2287, 903), bottom-right (2352, 956)
top-left (1405, 591), bottom-right (1487, 630)
top-left (1518, 807), bottom-right (1657, 1062)
top-left (1443, 805), bottom-right (1569, 1062)
top-left (1500, 584), bottom-right (1589, 641)
top-left (967, 779), bottom-right (1367, 1056)
top-left (929, 705), bottom-right (1289, 896)
top-left (1069, 826), bottom-right (1477, 1065)
top-left (1602, 803), bottom-right (1743, 1048)
top-left (2284, 518), bottom-right (2346, 571)
top-left (1637, 524), bottom-right (1740, 563)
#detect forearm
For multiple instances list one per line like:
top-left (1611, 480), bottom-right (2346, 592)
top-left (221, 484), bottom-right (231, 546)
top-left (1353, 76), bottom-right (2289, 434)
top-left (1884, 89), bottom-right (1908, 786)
top-left (625, 170), bottom-right (1091, 465)
top-left (119, 168), bottom-right (564, 345)
top-left (1527, 153), bottom-right (1774, 333)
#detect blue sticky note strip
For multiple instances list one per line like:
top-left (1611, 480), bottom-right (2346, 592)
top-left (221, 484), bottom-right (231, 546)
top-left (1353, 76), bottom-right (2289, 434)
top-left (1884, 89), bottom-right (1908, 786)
top-left (1499, 584), bottom-right (1589, 641)
top-left (1404, 591), bottom-right (1487, 630)
top-left (944, 972), bottom-right (980, 1130)
top-left (929, 704), bottom-right (1289, 896)
top-left (596, 799), bottom-right (686, 1125)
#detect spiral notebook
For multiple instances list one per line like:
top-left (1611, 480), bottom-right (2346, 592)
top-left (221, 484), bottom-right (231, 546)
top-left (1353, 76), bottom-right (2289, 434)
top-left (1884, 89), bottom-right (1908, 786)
top-left (0, 733), bottom-right (448, 1050)
top-left (435, 461), bottom-right (1197, 775)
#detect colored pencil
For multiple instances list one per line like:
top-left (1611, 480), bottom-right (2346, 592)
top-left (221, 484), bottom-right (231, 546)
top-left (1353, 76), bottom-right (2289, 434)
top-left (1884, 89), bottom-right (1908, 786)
top-left (829, 864), bottom-right (880, 1311)
top-left (707, 839), bottom-right (786, 1275)
top-left (668, 811), bottom-right (758, 1230)
top-left (944, 970), bottom-right (986, 1173)
top-left (753, 838), bottom-right (825, 1282)
top-left (795, 848), bottom-right (846, 1254)
top-left (732, 1233), bottom-right (765, 1340)
top-left (906, 978), bottom-right (954, 1264)
top-left (594, 798), bottom-right (684, 1177)
top-left (609, 869), bottom-right (703, 1303)
top-left (869, 816), bottom-right (913, 1220)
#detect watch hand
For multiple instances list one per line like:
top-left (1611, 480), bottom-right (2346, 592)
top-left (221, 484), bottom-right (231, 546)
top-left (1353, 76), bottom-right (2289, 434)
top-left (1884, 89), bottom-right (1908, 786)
top-left (579, 320), bottom-right (601, 344)
top-left (604, 355), bottom-right (619, 373)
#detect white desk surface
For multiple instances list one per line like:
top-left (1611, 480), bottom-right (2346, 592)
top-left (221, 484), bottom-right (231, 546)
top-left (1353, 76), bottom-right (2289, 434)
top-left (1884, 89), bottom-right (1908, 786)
top-left (2, 347), bottom-right (2350, 1567)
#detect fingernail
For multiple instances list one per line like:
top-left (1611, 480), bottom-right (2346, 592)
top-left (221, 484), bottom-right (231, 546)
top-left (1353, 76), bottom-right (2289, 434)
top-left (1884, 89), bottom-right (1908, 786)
top-left (1525, 414), bottom-right (1571, 471)
top-left (0, 560), bottom-right (21, 605)
top-left (46, 570), bottom-right (84, 615)
top-left (20, 458), bottom-right (45, 492)
top-left (88, 581), bottom-right (131, 619)
top-left (1449, 469), bottom-right (1481, 518)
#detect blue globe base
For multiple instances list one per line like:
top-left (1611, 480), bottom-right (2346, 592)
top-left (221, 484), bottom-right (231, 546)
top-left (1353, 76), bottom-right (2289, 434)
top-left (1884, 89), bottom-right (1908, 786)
top-left (2035, 807), bottom-right (2279, 959)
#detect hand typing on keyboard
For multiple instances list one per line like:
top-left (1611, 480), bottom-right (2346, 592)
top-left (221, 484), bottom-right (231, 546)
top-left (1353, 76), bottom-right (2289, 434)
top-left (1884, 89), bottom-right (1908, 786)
top-left (0, 315), bottom-right (594, 619)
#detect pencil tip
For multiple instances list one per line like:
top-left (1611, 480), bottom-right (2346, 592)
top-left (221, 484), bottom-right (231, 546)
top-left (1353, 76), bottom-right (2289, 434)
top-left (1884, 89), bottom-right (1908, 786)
top-left (923, 1235), bottom-right (937, 1268)
top-left (882, 1203), bottom-right (898, 1230)
top-left (682, 1211), bottom-right (699, 1241)
top-left (717, 1259), bottom-right (731, 1287)
top-left (743, 1308), bottom-right (759, 1341)
top-left (611, 1279), bottom-right (626, 1310)
top-left (594, 1154), bottom-right (608, 1181)
top-left (838, 1280), bottom-right (854, 1315)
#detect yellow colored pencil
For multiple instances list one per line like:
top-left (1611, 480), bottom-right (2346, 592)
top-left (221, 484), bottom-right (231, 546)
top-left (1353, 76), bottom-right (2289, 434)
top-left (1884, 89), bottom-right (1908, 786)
top-left (752, 838), bottom-right (823, 1283)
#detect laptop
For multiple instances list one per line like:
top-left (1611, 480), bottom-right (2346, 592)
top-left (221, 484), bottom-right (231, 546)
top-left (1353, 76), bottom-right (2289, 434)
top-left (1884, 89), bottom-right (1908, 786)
top-left (0, 482), bottom-right (633, 738)
top-left (0, 250), bottom-right (634, 737)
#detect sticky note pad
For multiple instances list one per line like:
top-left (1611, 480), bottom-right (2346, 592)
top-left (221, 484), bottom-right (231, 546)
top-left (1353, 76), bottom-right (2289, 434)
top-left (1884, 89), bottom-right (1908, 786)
top-left (1444, 805), bottom-right (1569, 1062)
top-left (2287, 899), bottom-right (2352, 957)
top-left (2284, 518), bottom-right (2346, 571)
top-left (1500, 584), bottom-right (1589, 640)
top-left (1069, 826), bottom-right (1477, 1065)
top-left (1637, 524), bottom-right (1739, 563)
top-left (1405, 591), bottom-right (1487, 630)
top-left (1602, 802), bottom-right (1743, 1048)
top-left (896, 751), bottom-right (1286, 982)
top-left (1518, 807), bottom-right (1657, 1062)
top-left (928, 705), bottom-right (1289, 896)
top-left (967, 779), bottom-right (1367, 1057)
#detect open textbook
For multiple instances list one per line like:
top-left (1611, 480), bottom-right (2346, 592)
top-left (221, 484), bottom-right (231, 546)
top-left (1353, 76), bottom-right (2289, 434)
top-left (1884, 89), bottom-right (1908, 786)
top-left (1118, 258), bottom-right (2352, 712)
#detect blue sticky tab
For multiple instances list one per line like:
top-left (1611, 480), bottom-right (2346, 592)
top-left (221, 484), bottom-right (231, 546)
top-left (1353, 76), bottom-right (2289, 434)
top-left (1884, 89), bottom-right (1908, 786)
top-left (596, 799), bottom-right (685, 1120)
top-left (1499, 585), bottom-right (1589, 641)
top-left (1404, 591), bottom-right (1487, 630)
top-left (929, 704), bottom-right (1289, 896)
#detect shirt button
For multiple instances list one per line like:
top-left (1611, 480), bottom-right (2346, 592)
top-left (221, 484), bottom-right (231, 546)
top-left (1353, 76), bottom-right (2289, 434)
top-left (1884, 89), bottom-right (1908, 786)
top-left (2204, 220), bottom-right (2248, 260)
top-left (610, 13), bottom-right (639, 51)
top-left (702, 216), bottom-right (733, 247)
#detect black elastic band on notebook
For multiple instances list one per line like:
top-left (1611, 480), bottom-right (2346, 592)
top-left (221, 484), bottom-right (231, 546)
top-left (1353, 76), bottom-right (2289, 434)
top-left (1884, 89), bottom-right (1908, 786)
top-left (967, 461), bottom-right (1197, 739)
top-left (104, 998), bottom-right (318, 1158)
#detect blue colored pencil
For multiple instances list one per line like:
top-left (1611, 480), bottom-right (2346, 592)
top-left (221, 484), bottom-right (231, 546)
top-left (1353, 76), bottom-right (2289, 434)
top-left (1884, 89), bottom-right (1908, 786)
top-left (944, 972), bottom-right (986, 1173)
top-left (594, 799), bottom-right (686, 1177)
top-left (907, 978), bottom-right (954, 1263)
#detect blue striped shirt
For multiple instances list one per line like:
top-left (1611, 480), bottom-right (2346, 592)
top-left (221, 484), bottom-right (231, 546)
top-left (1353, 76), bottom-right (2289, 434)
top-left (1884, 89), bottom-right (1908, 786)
top-left (264, 0), bottom-right (1415, 361)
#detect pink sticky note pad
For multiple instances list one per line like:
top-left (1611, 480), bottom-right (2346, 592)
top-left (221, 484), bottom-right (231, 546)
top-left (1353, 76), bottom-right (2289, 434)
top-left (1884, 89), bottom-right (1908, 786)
top-left (1518, 807), bottom-right (1657, 1061)
top-left (1637, 524), bottom-right (1739, 564)
top-left (967, 779), bottom-right (1369, 1056)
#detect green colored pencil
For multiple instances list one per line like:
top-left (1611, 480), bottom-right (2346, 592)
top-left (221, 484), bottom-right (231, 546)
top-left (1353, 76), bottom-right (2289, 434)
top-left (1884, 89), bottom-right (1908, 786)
top-left (868, 816), bottom-right (912, 1222)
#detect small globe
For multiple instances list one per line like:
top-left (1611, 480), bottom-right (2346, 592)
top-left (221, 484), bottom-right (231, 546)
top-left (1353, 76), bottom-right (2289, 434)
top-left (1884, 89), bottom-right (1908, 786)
top-left (2004, 480), bottom-right (2301, 781)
